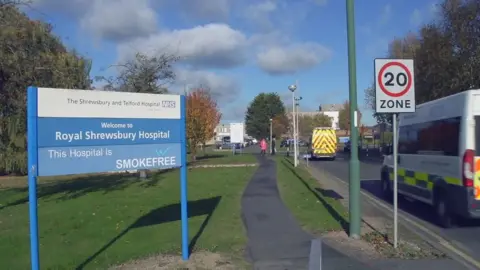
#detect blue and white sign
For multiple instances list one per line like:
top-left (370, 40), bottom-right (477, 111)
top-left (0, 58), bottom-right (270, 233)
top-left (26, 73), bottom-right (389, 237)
top-left (27, 87), bottom-right (190, 270)
top-left (32, 87), bottom-right (184, 175)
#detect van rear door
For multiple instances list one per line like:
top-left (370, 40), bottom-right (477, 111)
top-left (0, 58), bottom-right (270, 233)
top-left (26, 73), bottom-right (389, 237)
top-left (473, 116), bottom-right (480, 199)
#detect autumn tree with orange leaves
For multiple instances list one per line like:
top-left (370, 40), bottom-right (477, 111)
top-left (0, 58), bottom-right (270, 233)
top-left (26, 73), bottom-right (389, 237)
top-left (186, 88), bottom-right (221, 161)
top-left (338, 100), bottom-right (362, 135)
top-left (271, 113), bottom-right (290, 138)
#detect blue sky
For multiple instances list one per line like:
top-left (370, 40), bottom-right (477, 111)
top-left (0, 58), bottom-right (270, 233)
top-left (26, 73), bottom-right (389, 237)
top-left (26, 0), bottom-right (440, 125)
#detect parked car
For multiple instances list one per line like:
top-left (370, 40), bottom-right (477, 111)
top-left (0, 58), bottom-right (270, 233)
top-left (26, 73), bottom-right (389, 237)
top-left (280, 139), bottom-right (289, 147)
top-left (216, 142), bottom-right (242, 149)
top-left (299, 139), bottom-right (308, 147)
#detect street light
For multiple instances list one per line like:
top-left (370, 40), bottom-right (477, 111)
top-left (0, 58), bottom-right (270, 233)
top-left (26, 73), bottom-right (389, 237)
top-left (295, 97), bottom-right (302, 157)
top-left (346, 0), bottom-right (361, 239)
top-left (269, 118), bottom-right (273, 154)
top-left (288, 84), bottom-right (298, 167)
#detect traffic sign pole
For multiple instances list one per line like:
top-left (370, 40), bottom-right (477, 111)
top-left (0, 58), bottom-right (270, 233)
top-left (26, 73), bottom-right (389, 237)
top-left (374, 58), bottom-right (415, 249)
top-left (346, 0), bottom-right (361, 239)
top-left (393, 113), bottom-right (398, 248)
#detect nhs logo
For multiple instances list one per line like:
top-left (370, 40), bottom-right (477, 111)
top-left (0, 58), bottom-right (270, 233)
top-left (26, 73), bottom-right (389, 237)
top-left (161, 100), bottom-right (176, 108)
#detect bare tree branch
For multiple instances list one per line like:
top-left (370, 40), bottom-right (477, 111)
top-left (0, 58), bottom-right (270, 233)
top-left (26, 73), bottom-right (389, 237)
top-left (96, 52), bottom-right (180, 93)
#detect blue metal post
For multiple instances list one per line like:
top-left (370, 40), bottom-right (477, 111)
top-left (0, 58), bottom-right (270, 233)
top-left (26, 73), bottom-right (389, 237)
top-left (180, 95), bottom-right (189, 260)
top-left (27, 86), bottom-right (40, 270)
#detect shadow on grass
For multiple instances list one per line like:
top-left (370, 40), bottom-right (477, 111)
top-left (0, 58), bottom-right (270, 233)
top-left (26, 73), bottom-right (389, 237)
top-left (76, 196), bottom-right (222, 269)
top-left (0, 169), bottom-right (176, 210)
top-left (314, 188), bottom-right (344, 200)
top-left (195, 154), bottom-right (225, 161)
top-left (187, 154), bottom-right (226, 165)
top-left (280, 158), bottom-right (350, 233)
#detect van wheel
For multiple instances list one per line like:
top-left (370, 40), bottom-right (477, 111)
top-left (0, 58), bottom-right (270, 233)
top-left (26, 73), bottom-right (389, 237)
top-left (381, 172), bottom-right (392, 201)
top-left (434, 191), bottom-right (453, 228)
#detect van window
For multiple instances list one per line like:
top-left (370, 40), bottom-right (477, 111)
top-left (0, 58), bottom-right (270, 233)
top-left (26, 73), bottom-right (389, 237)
top-left (398, 116), bottom-right (461, 156)
top-left (475, 116), bottom-right (480, 155)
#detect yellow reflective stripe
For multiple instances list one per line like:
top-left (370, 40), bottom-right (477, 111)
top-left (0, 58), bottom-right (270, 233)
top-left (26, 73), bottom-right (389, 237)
top-left (312, 129), bottom-right (336, 154)
top-left (444, 176), bottom-right (462, 186)
top-left (405, 176), bottom-right (416, 185)
top-left (414, 172), bottom-right (428, 181)
top-left (388, 167), bottom-right (462, 191)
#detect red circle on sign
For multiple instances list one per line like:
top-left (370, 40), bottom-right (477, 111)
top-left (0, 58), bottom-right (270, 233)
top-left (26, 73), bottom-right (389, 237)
top-left (377, 61), bottom-right (412, 97)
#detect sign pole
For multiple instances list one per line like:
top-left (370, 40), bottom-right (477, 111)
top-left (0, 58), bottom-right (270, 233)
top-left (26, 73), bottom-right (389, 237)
top-left (374, 58), bottom-right (415, 249)
top-left (392, 113), bottom-right (398, 248)
top-left (30, 87), bottom-right (187, 265)
top-left (27, 86), bottom-right (40, 270)
top-left (180, 95), bottom-right (189, 260)
top-left (346, 0), bottom-right (361, 238)
top-left (292, 90), bottom-right (298, 167)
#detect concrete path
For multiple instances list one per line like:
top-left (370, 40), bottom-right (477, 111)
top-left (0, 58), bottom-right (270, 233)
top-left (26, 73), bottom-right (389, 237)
top-left (241, 155), bottom-right (373, 269)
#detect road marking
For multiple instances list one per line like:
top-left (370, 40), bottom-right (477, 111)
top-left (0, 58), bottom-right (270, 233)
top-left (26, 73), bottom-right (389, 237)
top-left (308, 239), bottom-right (322, 270)
top-left (317, 167), bottom-right (480, 269)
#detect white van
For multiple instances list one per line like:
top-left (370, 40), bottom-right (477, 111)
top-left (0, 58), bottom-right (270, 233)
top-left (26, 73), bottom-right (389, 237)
top-left (381, 90), bottom-right (480, 228)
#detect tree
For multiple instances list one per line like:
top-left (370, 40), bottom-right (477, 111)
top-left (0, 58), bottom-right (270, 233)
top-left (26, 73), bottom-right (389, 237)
top-left (366, 0), bottom-right (480, 125)
top-left (245, 93), bottom-right (286, 139)
top-left (186, 88), bottom-right (221, 161)
top-left (297, 114), bottom-right (332, 140)
top-left (271, 113), bottom-right (290, 138)
top-left (0, 5), bottom-right (92, 175)
top-left (96, 52), bottom-right (179, 93)
top-left (338, 101), bottom-right (361, 135)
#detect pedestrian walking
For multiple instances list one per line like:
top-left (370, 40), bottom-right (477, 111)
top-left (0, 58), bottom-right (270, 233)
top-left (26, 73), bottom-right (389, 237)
top-left (260, 138), bottom-right (267, 156)
top-left (271, 137), bottom-right (276, 155)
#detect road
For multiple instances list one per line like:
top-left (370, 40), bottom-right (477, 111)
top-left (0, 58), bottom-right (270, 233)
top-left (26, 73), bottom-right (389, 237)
top-left (310, 152), bottom-right (480, 265)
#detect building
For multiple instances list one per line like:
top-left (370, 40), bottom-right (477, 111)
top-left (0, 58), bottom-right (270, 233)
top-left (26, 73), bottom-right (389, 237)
top-left (214, 122), bottom-right (249, 142)
top-left (215, 123), bottom-right (231, 141)
top-left (318, 104), bottom-right (343, 130)
top-left (288, 104), bottom-right (342, 130)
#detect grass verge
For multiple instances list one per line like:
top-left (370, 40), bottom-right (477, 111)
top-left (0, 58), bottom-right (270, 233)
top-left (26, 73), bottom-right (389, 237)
top-left (362, 231), bottom-right (446, 259)
top-left (275, 156), bottom-right (349, 234)
top-left (0, 155), bottom-right (257, 269)
top-left (192, 151), bottom-right (257, 165)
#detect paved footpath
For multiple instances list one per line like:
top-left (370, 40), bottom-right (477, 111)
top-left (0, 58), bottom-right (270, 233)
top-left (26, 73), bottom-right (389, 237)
top-left (241, 155), bottom-right (373, 270)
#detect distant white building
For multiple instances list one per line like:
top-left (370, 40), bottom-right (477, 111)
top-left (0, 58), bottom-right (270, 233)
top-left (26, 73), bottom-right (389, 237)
top-left (288, 104), bottom-right (342, 130)
top-left (215, 123), bottom-right (230, 141)
top-left (319, 104), bottom-right (343, 130)
top-left (214, 122), bottom-right (247, 141)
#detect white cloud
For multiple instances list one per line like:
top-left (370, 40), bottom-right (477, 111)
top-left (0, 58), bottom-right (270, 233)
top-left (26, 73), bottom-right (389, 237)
top-left (429, 3), bottom-right (441, 17)
top-left (30, 0), bottom-right (91, 17)
top-left (80, 0), bottom-right (158, 42)
top-left (410, 8), bottom-right (422, 27)
top-left (379, 4), bottom-right (392, 26)
top-left (221, 104), bottom-right (247, 121)
top-left (244, 1), bottom-right (277, 31)
top-left (257, 43), bottom-right (331, 75)
top-left (248, 30), bottom-right (291, 49)
top-left (117, 23), bottom-right (248, 69)
top-left (156, 0), bottom-right (232, 21)
top-left (175, 69), bottom-right (240, 103)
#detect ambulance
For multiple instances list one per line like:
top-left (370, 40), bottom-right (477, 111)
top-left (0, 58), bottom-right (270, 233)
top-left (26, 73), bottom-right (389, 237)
top-left (309, 127), bottom-right (337, 160)
top-left (381, 89), bottom-right (480, 228)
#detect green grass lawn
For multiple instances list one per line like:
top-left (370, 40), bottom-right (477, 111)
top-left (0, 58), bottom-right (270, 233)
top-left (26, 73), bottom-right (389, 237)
top-left (0, 158), bottom-right (257, 269)
top-left (275, 156), bottom-right (348, 234)
top-left (192, 152), bottom-right (257, 165)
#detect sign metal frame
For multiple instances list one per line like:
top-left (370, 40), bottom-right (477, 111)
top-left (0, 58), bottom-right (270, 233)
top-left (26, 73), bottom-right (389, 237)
top-left (27, 87), bottom-right (190, 269)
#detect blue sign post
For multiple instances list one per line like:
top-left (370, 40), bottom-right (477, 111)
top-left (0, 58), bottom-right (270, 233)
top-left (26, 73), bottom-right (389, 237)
top-left (27, 87), bottom-right (189, 270)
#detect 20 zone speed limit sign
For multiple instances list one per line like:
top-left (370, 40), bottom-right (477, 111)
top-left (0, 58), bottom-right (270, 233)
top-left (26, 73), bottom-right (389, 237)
top-left (375, 59), bottom-right (416, 113)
